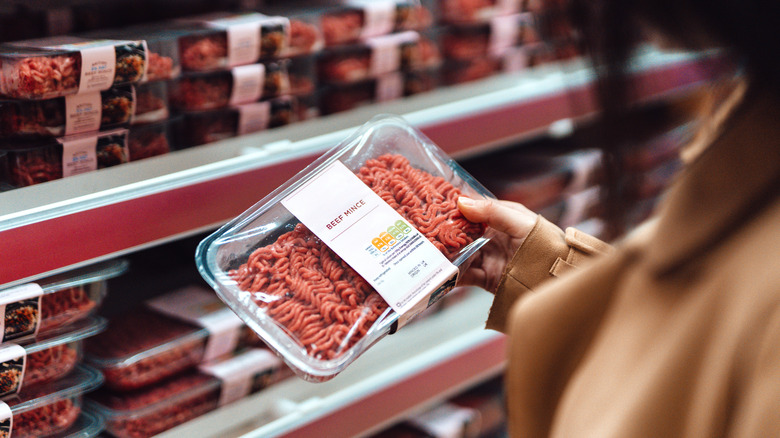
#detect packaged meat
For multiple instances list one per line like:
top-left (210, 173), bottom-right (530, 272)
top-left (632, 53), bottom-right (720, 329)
top-left (53, 409), bottom-right (105, 438)
top-left (295, 92), bottom-right (320, 122)
top-left (317, 31), bottom-right (432, 84)
top-left (441, 13), bottom-right (538, 60)
top-left (438, 0), bottom-right (521, 24)
top-left (441, 56), bottom-right (500, 85)
top-left (84, 285), bottom-right (268, 391)
top-left (283, 15), bottom-right (325, 57)
top-left (318, 73), bottom-right (405, 115)
top-left (175, 25), bottom-right (229, 72)
top-left (169, 60), bottom-right (289, 111)
top-left (131, 80), bottom-right (169, 125)
top-left (195, 115), bottom-right (494, 381)
top-left (128, 117), bottom-right (180, 162)
top-left (1, 365), bottom-right (103, 438)
top-left (404, 67), bottom-right (441, 96)
top-left (0, 259), bottom-right (126, 343)
top-left (0, 129), bottom-right (129, 188)
top-left (0, 37), bottom-right (146, 100)
top-left (287, 55), bottom-right (316, 97)
top-left (0, 85), bottom-right (133, 139)
top-left (85, 24), bottom-right (183, 82)
top-left (0, 316), bottom-right (107, 399)
top-left (87, 349), bottom-right (287, 437)
top-left (178, 97), bottom-right (296, 147)
top-left (181, 12), bottom-right (291, 62)
top-left (321, 0), bottom-right (434, 46)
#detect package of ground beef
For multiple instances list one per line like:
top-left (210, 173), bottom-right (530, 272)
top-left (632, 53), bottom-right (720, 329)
top-left (321, 0), bottom-right (434, 46)
top-left (0, 37), bottom-right (146, 100)
top-left (0, 259), bottom-right (126, 342)
top-left (0, 129), bottom-right (130, 188)
top-left (438, 0), bottom-right (521, 24)
top-left (1, 365), bottom-right (103, 438)
top-left (0, 85), bottom-right (134, 139)
top-left (131, 81), bottom-right (169, 125)
top-left (128, 117), bottom-right (179, 162)
top-left (196, 115), bottom-right (494, 381)
top-left (87, 348), bottom-right (287, 437)
top-left (0, 316), bottom-right (107, 399)
top-left (85, 285), bottom-right (268, 391)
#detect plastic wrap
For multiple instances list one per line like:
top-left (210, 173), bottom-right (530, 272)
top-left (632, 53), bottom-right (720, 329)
top-left (3, 365), bottom-right (103, 438)
top-left (86, 25), bottom-right (183, 82)
top-left (0, 37), bottom-right (146, 100)
top-left (131, 81), bottom-right (169, 125)
top-left (178, 97), bottom-right (296, 147)
top-left (0, 129), bottom-right (129, 188)
top-left (196, 115), bottom-right (493, 381)
top-left (0, 260), bottom-right (125, 344)
top-left (0, 316), bottom-right (106, 397)
top-left (87, 349), bottom-right (287, 437)
top-left (128, 117), bottom-right (179, 161)
top-left (169, 61), bottom-right (289, 111)
top-left (0, 85), bottom-right (133, 139)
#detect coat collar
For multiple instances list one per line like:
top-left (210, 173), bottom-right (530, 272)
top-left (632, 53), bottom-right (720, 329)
top-left (642, 88), bottom-right (780, 275)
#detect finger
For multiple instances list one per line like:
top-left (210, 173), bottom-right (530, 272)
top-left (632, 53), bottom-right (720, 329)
top-left (458, 197), bottom-right (537, 238)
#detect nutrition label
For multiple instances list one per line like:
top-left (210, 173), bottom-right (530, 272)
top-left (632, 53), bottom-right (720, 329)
top-left (282, 160), bottom-right (458, 324)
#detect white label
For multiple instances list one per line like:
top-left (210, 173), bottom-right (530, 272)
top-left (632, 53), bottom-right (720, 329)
top-left (199, 349), bottom-right (281, 406)
top-left (78, 45), bottom-right (117, 93)
top-left (409, 404), bottom-right (479, 438)
top-left (146, 286), bottom-right (244, 362)
top-left (236, 101), bottom-right (271, 135)
top-left (367, 31), bottom-right (418, 75)
top-left (0, 402), bottom-right (11, 437)
top-left (350, 0), bottom-right (396, 38)
top-left (375, 72), bottom-right (404, 102)
top-left (489, 15), bottom-right (520, 57)
top-left (0, 283), bottom-right (44, 343)
top-left (59, 135), bottom-right (98, 177)
top-left (281, 161), bottom-right (458, 325)
top-left (225, 22), bottom-right (262, 66)
top-left (0, 344), bottom-right (27, 398)
top-left (230, 64), bottom-right (265, 105)
top-left (64, 92), bottom-right (103, 135)
top-left (496, 0), bottom-right (520, 15)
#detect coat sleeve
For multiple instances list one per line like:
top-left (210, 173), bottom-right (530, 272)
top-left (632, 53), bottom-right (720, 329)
top-left (485, 215), bottom-right (612, 332)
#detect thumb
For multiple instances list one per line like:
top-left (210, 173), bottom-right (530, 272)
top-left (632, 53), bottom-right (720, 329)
top-left (458, 197), bottom-right (537, 239)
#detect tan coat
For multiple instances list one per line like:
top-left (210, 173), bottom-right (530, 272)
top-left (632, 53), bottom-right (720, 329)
top-left (487, 89), bottom-right (780, 437)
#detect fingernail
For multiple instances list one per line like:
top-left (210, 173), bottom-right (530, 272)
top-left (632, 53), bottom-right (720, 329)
top-left (458, 197), bottom-right (475, 207)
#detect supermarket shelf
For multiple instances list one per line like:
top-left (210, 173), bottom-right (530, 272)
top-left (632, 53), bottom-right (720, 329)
top-left (157, 289), bottom-right (505, 438)
top-left (0, 48), bottom-right (727, 287)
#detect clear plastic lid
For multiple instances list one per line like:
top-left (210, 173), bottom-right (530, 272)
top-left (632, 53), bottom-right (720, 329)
top-left (196, 115), bottom-right (493, 381)
top-left (22, 316), bottom-right (107, 354)
top-left (6, 365), bottom-right (104, 414)
top-left (36, 259), bottom-right (129, 295)
top-left (52, 409), bottom-right (106, 438)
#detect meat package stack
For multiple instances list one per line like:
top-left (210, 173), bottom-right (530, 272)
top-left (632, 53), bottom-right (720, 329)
top-left (311, 0), bottom-right (439, 114)
top-left (0, 259), bottom-right (129, 438)
top-left (83, 285), bottom-right (292, 437)
top-left (0, 37), bottom-right (149, 190)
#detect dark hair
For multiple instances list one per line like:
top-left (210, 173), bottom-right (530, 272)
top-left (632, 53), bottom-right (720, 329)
top-left (562, 0), bottom-right (779, 237)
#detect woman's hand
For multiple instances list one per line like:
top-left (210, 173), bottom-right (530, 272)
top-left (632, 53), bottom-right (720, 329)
top-left (456, 197), bottom-right (538, 292)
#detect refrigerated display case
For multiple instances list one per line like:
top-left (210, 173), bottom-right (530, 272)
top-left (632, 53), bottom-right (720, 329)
top-left (0, 45), bottom-right (727, 437)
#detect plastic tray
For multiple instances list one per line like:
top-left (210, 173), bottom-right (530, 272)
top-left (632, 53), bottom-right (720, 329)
top-left (131, 81), bottom-right (169, 125)
top-left (441, 13), bottom-right (539, 60)
top-left (83, 309), bottom-right (207, 391)
top-left (128, 117), bottom-right (180, 162)
top-left (51, 409), bottom-right (105, 438)
top-left (0, 259), bottom-right (127, 340)
top-left (0, 316), bottom-right (107, 397)
top-left (317, 31), bottom-right (437, 84)
top-left (168, 60), bottom-right (290, 111)
top-left (87, 349), bottom-right (287, 437)
top-left (0, 129), bottom-right (129, 188)
top-left (0, 37), bottom-right (146, 100)
top-left (3, 365), bottom-right (104, 438)
top-left (178, 97), bottom-right (296, 148)
top-left (196, 115), bottom-right (494, 381)
top-left (0, 86), bottom-right (134, 139)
